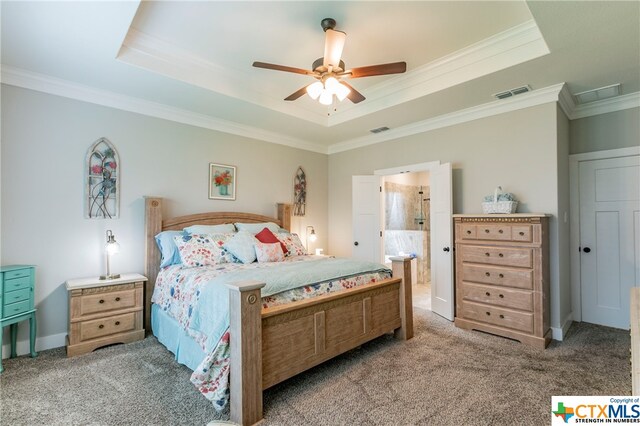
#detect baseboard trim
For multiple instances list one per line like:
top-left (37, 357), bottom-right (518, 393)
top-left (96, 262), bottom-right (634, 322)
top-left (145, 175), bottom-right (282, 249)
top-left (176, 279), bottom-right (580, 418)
top-left (551, 312), bottom-right (573, 341)
top-left (1, 332), bottom-right (66, 359)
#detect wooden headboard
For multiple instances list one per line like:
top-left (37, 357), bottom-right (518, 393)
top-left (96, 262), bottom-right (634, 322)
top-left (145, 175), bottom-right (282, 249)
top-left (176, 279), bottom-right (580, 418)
top-left (143, 196), bottom-right (292, 329)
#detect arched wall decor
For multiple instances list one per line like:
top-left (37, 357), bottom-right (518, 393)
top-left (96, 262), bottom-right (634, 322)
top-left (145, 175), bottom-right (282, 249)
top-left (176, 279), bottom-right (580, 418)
top-left (85, 137), bottom-right (120, 219)
top-left (293, 167), bottom-right (306, 216)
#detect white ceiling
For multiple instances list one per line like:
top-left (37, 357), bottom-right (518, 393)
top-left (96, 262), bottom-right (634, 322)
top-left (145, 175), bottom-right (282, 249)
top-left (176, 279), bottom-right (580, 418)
top-left (2, 1), bottom-right (639, 153)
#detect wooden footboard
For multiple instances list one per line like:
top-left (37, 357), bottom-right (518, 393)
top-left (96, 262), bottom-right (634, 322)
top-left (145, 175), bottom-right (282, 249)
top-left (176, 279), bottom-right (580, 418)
top-left (226, 257), bottom-right (413, 426)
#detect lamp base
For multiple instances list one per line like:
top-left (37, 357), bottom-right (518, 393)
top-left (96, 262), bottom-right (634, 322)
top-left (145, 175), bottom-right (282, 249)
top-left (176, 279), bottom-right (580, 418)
top-left (99, 273), bottom-right (121, 280)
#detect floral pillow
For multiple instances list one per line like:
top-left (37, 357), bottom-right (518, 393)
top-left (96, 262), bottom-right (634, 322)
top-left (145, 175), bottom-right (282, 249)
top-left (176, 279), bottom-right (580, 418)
top-left (223, 230), bottom-right (258, 264)
top-left (174, 233), bottom-right (236, 267)
top-left (254, 241), bottom-right (285, 263)
top-left (277, 232), bottom-right (307, 257)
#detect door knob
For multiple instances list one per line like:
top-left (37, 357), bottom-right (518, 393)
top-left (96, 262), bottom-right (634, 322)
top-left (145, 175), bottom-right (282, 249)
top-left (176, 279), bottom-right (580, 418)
top-left (583, 247), bottom-right (591, 253)
top-left (354, 241), bottom-right (359, 246)
top-left (443, 247), bottom-right (450, 252)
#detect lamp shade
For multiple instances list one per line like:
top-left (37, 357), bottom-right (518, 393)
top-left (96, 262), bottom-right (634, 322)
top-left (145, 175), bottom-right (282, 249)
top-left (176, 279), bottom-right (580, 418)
top-left (318, 90), bottom-right (333, 105)
top-left (306, 81), bottom-right (324, 100)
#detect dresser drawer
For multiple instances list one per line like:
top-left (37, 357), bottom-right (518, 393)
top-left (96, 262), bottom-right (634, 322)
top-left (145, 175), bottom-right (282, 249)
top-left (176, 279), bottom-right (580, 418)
top-left (4, 288), bottom-right (31, 305)
top-left (461, 282), bottom-right (533, 311)
top-left (79, 312), bottom-right (136, 341)
top-left (4, 276), bottom-right (33, 293)
top-left (460, 301), bottom-right (534, 334)
top-left (460, 245), bottom-right (532, 268)
top-left (460, 224), bottom-right (477, 240)
top-left (4, 269), bottom-right (31, 280)
top-left (512, 225), bottom-right (532, 242)
top-left (3, 299), bottom-right (32, 317)
top-left (476, 224), bottom-right (512, 241)
top-left (79, 289), bottom-right (137, 316)
top-left (461, 264), bottom-right (533, 289)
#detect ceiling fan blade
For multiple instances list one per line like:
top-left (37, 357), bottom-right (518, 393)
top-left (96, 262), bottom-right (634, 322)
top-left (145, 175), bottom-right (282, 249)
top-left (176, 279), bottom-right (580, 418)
top-left (253, 61), bottom-right (314, 76)
top-left (347, 62), bottom-right (407, 79)
top-left (284, 85), bottom-right (310, 101)
top-left (340, 81), bottom-right (366, 104)
top-left (323, 29), bottom-right (346, 68)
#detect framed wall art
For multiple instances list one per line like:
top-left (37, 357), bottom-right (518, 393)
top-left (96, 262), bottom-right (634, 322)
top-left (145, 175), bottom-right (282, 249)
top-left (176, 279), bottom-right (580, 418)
top-left (85, 137), bottom-right (120, 218)
top-left (209, 163), bottom-right (236, 200)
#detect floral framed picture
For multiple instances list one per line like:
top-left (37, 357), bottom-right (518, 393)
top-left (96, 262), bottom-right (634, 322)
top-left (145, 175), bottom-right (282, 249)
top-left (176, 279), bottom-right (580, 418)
top-left (209, 163), bottom-right (236, 200)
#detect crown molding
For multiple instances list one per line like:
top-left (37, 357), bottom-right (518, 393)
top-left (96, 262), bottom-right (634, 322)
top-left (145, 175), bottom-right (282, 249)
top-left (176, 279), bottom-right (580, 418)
top-left (328, 83), bottom-right (565, 154)
top-left (119, 29), bottom-right (327, 126)
top-left (327, 19), bottom-right (550, 126)
top-left (570, 91), bottom-right (640, 120)
top-left (0, 65), bottom-right (328, 154)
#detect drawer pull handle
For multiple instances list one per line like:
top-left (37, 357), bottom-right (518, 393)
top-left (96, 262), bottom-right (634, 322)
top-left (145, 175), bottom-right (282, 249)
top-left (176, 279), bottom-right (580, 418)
top-left (499, 314), bottom-right (505, 319)
top-left (498, 229), bottom-right (504, 234)
top-left (98, 324), bottom-right (104, 329)
top-left (519, 231), bottom-right (525, 236)
top-left (115, 297), bottom-right (121, 302)
top-left (115, 321), bottom-right (120, 326)
top-left (485, 272), bottom-right (490, 277)
top-left (466, 230), bottom-right (471, 234)
top-left (499, 273), bottom-right (504, 278)
top-left (485, 292), bottom-right (490, 297)
top-left (499, 294), bottom-right (504, 298)
top-left (99, 299), bottom-right (105, 304)
top-left (484, 229), bottom-right (490, 233)
top-left (498, 253), bottom-right (504, 258)
top-left (485, 311), bottom-right (491, 316)
top-left (485, 252), bottom-right (490, 257)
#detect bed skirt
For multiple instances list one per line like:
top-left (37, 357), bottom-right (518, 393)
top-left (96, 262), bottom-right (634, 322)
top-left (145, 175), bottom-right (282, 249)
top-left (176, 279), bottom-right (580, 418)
top-left (151, 303), bottom-right (206, 371)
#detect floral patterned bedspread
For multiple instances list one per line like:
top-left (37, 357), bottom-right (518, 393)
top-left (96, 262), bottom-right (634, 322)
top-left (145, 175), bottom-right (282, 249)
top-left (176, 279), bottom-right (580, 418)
top-left (152, 256), bottom-right (391, 411)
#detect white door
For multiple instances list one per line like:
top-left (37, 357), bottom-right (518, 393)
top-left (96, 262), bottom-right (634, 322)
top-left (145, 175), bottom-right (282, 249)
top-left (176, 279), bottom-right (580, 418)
top-left (430, 162), bottom-right (454, 320)
top-left (352, 175), bottom-right (382, 262)
top-left (579, 155), bottom-right (640, 329)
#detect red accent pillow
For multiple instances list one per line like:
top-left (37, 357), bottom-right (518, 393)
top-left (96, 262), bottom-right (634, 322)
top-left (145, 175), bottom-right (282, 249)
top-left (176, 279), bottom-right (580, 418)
top-left (255, 227), bottom-right (288, 255)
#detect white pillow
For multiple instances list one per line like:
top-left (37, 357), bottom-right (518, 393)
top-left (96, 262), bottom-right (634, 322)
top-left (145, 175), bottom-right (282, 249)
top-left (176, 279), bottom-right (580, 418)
top-left (184, 223), bottom-right (236, 234)
top-left (254, 241), bottom-right (285, 263)
top-left (223, 231), bottom-right (258, 264)
top-left (234, 222), bottom-right (280, 235)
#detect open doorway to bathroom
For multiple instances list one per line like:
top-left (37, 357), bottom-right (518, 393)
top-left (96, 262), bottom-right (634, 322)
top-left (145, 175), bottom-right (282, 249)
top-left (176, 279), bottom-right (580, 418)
top-left (382, 172), bottom-right (431, 311)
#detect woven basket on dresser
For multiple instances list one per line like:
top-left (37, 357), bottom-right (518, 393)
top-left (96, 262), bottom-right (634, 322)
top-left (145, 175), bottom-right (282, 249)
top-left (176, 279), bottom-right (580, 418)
top-left (482, 201), bottom-right (518, 214)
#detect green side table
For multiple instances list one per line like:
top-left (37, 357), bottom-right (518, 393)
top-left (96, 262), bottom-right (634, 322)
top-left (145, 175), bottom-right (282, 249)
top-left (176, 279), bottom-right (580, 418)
top-left (0, 265), bottom-right (37, 373)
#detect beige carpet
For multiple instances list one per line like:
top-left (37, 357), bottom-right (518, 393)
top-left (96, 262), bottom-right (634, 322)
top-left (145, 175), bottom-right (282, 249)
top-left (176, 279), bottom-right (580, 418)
top-left (0, 308), bottom-right (631, 425)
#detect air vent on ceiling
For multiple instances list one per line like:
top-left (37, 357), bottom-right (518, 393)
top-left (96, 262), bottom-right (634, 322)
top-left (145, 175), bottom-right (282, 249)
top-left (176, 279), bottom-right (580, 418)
top-left (493, 85), bottom-right (532, 100)
top-left (573, 83), bottom-right (621, 105)
top-left (370, 126), bottom-right (390, 134)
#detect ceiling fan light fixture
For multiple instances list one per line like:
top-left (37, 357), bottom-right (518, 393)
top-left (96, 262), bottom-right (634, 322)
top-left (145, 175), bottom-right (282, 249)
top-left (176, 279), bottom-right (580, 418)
top-left (334, 82), bottom-right (351, 101)
top-left (306, 81), bottom-right (324, 100)
top-left (324, 77), bottom-right (340, 94)
top-left (318, 90), bottom-right (333, 105)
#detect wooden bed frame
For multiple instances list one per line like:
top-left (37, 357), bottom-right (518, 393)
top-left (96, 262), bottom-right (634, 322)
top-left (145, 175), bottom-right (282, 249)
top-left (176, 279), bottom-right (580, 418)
top-left (144, 197), bottom-right (413, 426)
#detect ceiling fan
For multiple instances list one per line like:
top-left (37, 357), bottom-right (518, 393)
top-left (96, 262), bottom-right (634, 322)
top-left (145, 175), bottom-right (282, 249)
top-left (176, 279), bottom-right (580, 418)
top-left (253, 18), bottom-right (407, 105)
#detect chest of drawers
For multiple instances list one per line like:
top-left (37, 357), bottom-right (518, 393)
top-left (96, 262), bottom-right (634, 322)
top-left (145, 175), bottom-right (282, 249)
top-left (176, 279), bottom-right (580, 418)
top-left (453, 214), bottom-right (551, 348)
top-left (66, 273), bottom-right (146, 357)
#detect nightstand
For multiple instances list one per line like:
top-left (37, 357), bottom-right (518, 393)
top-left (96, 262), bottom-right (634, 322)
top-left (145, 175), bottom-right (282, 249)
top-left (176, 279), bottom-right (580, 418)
top-left (65, 273), bottom-right (146, 357)
top-left (0, 265), bottom-right (37, 373)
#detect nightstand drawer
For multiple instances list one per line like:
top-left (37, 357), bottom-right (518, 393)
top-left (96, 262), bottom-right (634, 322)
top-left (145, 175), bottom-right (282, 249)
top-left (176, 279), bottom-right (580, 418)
top-left (4, 276), bottom-right (32, 293)
top-left (79, 289), bottom-right (136, 316)
top-left (3, 300), bottom-right (31, 317)
top-left (4, 269), bottom-right (31, 280)
top-left (4, 288), bottom-right (31, 305)
top-left (79, 312), bottom-right (136, 341)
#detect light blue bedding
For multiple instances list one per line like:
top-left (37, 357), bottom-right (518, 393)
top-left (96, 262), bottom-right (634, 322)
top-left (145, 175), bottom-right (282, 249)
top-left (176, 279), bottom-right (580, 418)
top-left (190, 257), bottom-right (390, 352)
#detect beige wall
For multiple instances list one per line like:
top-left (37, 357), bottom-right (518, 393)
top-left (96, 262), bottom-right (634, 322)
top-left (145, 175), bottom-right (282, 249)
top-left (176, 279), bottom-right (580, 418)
top-left (556, 105), bottom-right (572, 328)
top-left (1, 85), bottom-right (328, 351)
top-left (570, 107), bottom-right (640, 154)
top-left (328, 103), bottom-right (567, 328)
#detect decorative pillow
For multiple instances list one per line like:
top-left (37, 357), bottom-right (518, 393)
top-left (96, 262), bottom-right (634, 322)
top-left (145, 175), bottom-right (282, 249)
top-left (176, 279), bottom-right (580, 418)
top-left (277, 232), bottom-right (307, 257)
top-left (155, 230), bottom-right (184, 268)
top-left (255, 227), bottom-right (288, 255)
top-left (254, 241), bottom-right (285, 263)
top-left (235, 222), bottom-right (280, 235)
top-left (174, 233), bottom-right (235, 267)
top-left (184, 223), bottom-right (236, 234)
top-left (223, 231), bottom-right (258, 264)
